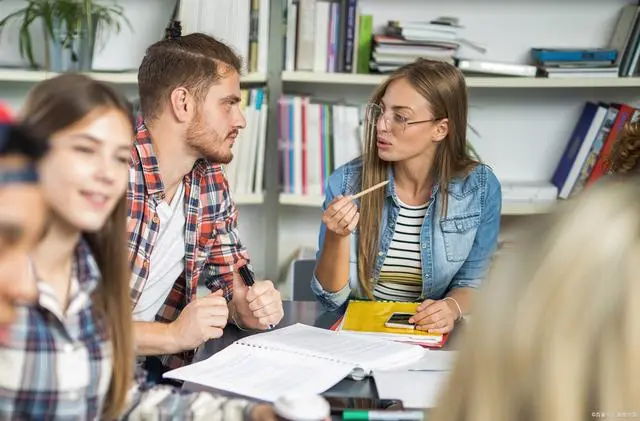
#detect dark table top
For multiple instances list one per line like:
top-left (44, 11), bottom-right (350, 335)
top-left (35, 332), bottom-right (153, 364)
top-left (183, 300), bottom-right (463, 401)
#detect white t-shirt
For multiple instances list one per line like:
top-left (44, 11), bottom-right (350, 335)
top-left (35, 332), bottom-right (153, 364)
top-left (132, 182), bottom-right (186, 321)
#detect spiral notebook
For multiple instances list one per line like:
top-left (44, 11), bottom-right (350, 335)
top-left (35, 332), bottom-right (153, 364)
top-left (163, 323), bottom-right (427, 402)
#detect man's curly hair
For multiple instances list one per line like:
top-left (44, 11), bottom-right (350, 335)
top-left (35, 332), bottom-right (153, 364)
top-left (606, 120), bottom-right (640, 174)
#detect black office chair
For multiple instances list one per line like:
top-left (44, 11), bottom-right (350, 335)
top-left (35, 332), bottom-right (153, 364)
top-left (292, 259), bottom-right (317, 301)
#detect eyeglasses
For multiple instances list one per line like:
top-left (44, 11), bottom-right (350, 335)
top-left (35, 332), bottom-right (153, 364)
top-left (365, 102), bottom-right (442, 134)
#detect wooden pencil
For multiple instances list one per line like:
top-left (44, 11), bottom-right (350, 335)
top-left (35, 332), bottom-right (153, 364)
top-left (351, 180), bottom-right (390, 199)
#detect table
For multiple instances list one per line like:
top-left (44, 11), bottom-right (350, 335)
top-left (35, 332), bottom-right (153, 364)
top-left (184, 301), bottom-right (463, 400)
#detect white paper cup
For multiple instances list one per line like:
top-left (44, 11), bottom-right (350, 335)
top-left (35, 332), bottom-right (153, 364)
top-left (274, 394), bottom-right (330, 421)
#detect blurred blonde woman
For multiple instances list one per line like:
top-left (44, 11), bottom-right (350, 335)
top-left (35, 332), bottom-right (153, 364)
top-left (429, 178), bottom-right (640, 421)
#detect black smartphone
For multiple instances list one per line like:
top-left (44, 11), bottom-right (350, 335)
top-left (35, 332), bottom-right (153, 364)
top-left (385, 312), bottom-right (415, 329)
top-left (325, 397), bottom-right (404, 414)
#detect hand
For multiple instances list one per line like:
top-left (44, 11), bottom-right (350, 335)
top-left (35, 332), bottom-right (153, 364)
top-left (168, 289), bottom-right (228, 351)
top-left (409, 299), bottom-right (457, 334)
top-left (250, 404), bottom-right (278, 421)
top-left (0, 255), bottom-right (38, 344)
top-left (322, 195), bottom-right (359, 237)
top-left (0, 254), bottom-right (37, 326)
top-left (233, 279), bottom-right (284, 330)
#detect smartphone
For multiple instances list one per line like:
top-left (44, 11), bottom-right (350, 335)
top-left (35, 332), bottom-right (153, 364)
top-left (325, 397), bottom-right (404, 414)
top-left (384, 312), bottom-right (415, 329)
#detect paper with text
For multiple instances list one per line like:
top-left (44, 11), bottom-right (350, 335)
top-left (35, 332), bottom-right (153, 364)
top-left (373, 370), bottom-right (450, 408)
top-left (240, 323), bottom-right (427, 370)
top-left (164, 343), bottom-right (354, 402)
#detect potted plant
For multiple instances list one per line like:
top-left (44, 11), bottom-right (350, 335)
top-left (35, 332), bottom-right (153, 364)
top-left (0, 0), bottom-right (129, 72)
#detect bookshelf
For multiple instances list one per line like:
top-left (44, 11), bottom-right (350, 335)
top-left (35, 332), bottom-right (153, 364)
top-left (2, 0), bottom-right (640, 285)
top-left (0, 69), bottom-right (267, 85)
top-left (234, 192), bottom-right (265, 205)
top-left (282, 70), bottom-right (640, 89)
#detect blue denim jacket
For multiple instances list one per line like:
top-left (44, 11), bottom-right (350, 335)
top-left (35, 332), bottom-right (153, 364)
top-left (311, 158), bottom-right (502, 311)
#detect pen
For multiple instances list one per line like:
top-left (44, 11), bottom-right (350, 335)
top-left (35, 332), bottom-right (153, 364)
top-left (343, 410), bottom-right (424, 421)
top-left (238, 265), bottom-right (274, 329)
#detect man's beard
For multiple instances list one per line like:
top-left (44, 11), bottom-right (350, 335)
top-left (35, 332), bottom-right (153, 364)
top-left (186, 115), bottom-right (235, 164)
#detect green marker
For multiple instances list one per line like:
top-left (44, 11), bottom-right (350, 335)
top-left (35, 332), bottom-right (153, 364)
top-left (342, 410), bottom-right (425, 421)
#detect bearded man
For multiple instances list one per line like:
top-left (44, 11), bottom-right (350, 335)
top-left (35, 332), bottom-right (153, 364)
top-left (128, 31), bottom-right (284, 380)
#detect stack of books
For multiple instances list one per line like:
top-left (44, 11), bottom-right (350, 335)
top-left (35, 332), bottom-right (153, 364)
top-left (371, 18), bottom-right (459, 73)
top-left (552, 102), bottom-right (640, 199)
top-left (531, 48), bottom-right (619, 78)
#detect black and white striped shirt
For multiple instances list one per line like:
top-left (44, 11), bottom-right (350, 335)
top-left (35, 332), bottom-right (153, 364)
top-left (373, 200), bottom-right (428, 302)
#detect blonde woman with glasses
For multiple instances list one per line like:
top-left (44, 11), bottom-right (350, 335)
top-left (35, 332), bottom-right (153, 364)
top-left (312, 59), bottom-right (502, 335)
top-left (429, 177), bottom-right (640, 421)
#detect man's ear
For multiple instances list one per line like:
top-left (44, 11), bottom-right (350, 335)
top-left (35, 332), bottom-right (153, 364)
top-left (433, 118), bottom-right (449, 143)
top-left (169, 87), bottom-right (195, 123)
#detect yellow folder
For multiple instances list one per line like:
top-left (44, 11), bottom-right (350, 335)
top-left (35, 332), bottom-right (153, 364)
top-left (340, 300), bottom-right (444, 343)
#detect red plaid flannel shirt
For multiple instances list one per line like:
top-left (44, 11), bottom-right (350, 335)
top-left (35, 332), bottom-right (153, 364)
top-left (127, 122), bottom-right (250, 369)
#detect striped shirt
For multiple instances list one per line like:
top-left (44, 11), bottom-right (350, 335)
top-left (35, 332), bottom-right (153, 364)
top-left (373, 200), bottom-right (428, 302)
top-left (0, 239), bottom-right (254, 420)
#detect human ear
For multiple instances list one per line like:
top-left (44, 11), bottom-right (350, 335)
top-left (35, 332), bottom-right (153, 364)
top-left (169, 87), bottom-right (195, 123)
top-left (433, 118), bottom-right (449, 143)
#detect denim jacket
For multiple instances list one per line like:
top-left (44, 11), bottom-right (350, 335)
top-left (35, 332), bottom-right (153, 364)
top-left (311, 158), bottom-right (502, 311)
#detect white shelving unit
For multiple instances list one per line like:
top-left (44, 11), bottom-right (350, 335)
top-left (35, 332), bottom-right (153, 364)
top-left (279, 193), bottom-right (555, 215)
top-left (234, 192), bottom-right (265, 205)
top-left (0, 69), bottom-right (267, 84)
top-left (3, 0), bottom-right (639, 281)
top-left (282, 70), bottom-right (640, 89)
top-left (274, 0), bottom-right (640, 282)
top-left (279, 194), bottom-right (324, 207)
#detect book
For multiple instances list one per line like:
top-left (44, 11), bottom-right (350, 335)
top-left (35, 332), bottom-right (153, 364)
top-left (163, 323), bottom-right (427, 402)
top-left (336, 300), bottom-right (448, 347)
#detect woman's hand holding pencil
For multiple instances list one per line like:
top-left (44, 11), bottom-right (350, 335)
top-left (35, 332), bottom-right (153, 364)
top-left (322, 180), bottom-right (389, 236)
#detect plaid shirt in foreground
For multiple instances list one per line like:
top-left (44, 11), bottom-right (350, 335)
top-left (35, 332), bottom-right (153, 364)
top-left (127, 122), bottom-right (250, 369)
top-left (0, 239), bottom-right (110, 420)
top-left (0, 239), bottom-right (253, 421)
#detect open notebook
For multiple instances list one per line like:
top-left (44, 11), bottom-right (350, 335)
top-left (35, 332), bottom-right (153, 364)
top-left (163, 323), bottom-right (426, 402)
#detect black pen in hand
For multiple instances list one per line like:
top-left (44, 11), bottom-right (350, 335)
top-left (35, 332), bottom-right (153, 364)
top-left (238, 265), bottom-right (275, 330)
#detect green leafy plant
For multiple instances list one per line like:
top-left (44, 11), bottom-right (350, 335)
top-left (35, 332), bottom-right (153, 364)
top-left (0, 0), bottom-right (129, 70)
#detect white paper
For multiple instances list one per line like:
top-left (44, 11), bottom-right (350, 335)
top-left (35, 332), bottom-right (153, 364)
top-left (401, 350), bottom-right (459, 372)
top-left (241, 323), bottom-right (427, 370)
top-left (164, 343), bottom-right (353, 402)
top-left (373, 370), bottom-right (450, 409)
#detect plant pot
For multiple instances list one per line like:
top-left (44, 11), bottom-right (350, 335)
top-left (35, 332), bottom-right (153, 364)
top-left (77, 13), bottom-right (99, 71)
top-left (44, 14), bottom-right (97, 72)
top-left (45, 23), bottom-right (65, 72)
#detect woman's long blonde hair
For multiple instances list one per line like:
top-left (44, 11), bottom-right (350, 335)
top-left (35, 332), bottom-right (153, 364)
top-left (429, 178), bottom-right (640, 421)
top-left (358, 59), bottom-right (478, 297)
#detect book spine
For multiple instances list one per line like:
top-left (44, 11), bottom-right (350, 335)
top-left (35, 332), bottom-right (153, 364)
top-left (249, 0), bottom-right (259, 72)
top-left (356, 14), bottom-right (372, 74)
top-left (343, 0), bottom-right (357, 73)
top-left (551, 102), bottom-right (598, 195)
top-left (296, 0), bottom-right (316, 71)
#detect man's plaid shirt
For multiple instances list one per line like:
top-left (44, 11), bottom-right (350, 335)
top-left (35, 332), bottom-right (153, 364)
top-left (127, 122), bottom-right (250, 369)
